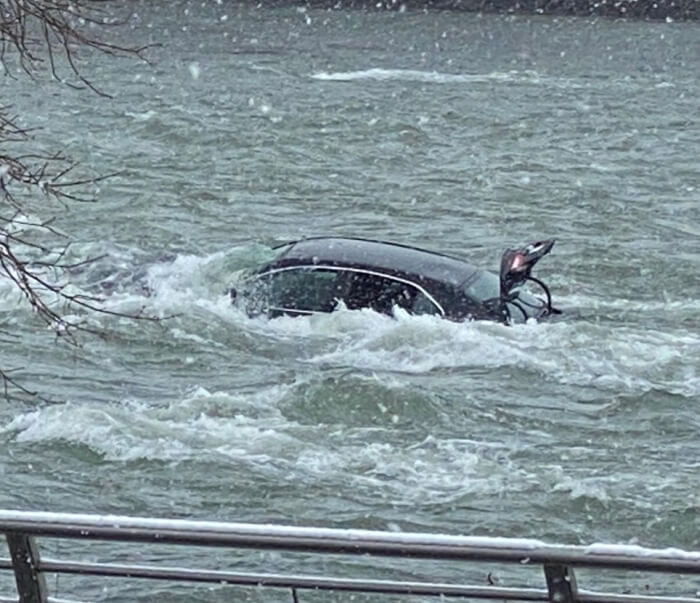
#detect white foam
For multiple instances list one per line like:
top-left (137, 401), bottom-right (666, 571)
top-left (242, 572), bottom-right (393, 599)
top-left (268, 308), bottom-right (697, 397)
top-left (1, 385), bottom-right (296, 462)
top-left (0, 380), bottom-right (531, 501)
top-left (557, 293), bottom-right (700, 314)
top-left (340, 436), bottom-right (521, 504)
top-left (96, 248), bottom-right (254, 323)
top-left (552, 474), bottom-right (610, 504)
top-left (311, 67), bottom-right (526, 85)
top-left (6, 244), bottom-right (696, 402)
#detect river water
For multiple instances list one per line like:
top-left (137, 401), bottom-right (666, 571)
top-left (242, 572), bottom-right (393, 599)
top-left (1, 1), bottom-right (699, 601)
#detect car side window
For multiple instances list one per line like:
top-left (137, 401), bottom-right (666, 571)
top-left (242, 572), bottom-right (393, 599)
top-left (265, 268), bottom-right (345, 312)
top-left (344, 272), bottom-right (420, 315)
top-left (412, 291), bottom-right (441, 316)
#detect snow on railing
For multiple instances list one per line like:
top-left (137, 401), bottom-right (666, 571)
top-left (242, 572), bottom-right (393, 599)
top-left (1, 509), bottom-right (699, 603)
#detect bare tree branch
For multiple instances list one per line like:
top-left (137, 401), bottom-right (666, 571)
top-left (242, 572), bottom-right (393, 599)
top-left (1, 0), bottom-right (153, 96)
top-left (0, 0), bottom-right (158, 400)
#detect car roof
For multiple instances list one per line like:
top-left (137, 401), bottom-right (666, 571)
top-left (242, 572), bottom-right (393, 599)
top-left (267, 237), bottom-right (481, 287)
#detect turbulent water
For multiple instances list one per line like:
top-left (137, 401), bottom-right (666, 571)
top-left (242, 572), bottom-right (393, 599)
top-left (1, 1), bottom-right (699, 601)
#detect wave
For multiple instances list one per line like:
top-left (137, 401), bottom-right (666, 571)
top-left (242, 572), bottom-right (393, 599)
top-left (309, 67), bottom-right (677, 92)
top-left (0, 386), bottom-right (533, 504)
top-left (91, 247), bottom-right (700, 399)
top-left (311, 67), bottom-right (534, 84)
top-left (1, 385), bottom-right (295, 462)
top-left (299, 309), bottom-right (699, 397)
top-left (2, 243), bottom-right (696, 400)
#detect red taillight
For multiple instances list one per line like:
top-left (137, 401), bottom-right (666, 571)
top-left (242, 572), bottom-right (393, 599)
top-left (511, 253), bottom-right (525, 271)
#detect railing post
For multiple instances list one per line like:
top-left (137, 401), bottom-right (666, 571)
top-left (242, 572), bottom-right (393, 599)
top-left (6, 533), bottom-right (48, 603)
top-left (544, 563), bottom-right (578, 603)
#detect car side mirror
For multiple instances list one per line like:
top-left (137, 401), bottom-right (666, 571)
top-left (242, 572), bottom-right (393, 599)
top-left (499, 239), bottom-right (555, 299)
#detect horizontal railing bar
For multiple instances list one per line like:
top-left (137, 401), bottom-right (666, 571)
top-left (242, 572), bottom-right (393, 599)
top-left (577, 591), bottom-right (700, 603)
top-left (0, 599), bottom-right (87, 603)
top-left (0, 599), bottom-right (91, 603)
top-left (37, 559), bottom-right (549, 600)
top-left (1, 511), bottom-right (699, 574)
top-left (38, 560), bottom-right (700, 603)
top-left (0, 559), bottom-right (693, 603)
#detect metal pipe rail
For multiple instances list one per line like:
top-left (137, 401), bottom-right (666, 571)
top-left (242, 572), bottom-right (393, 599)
top-left (1, 510), bottom-right (699, 603)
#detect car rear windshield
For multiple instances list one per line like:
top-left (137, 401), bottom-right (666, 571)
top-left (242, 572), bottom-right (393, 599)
top-left (463, 270), bottom-right (545, 321)
top-left (463, 270), bottom-right (500, 302)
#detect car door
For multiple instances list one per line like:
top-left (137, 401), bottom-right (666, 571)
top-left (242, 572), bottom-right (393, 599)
top-left (342, 270), bottom-right (443, 317)
top-left (342, 271), bottom-right (412, 315)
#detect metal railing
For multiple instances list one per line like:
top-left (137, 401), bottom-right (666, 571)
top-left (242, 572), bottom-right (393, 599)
top-left (1, 509), bottom-right (699, 603)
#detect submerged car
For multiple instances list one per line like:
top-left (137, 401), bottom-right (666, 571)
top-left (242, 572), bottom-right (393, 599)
top-left (232, 237), bottom-right (559, 324)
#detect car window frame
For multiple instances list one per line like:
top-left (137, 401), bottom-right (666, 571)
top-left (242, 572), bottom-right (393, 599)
top-left (253, 264), bottom-right (446, 317)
